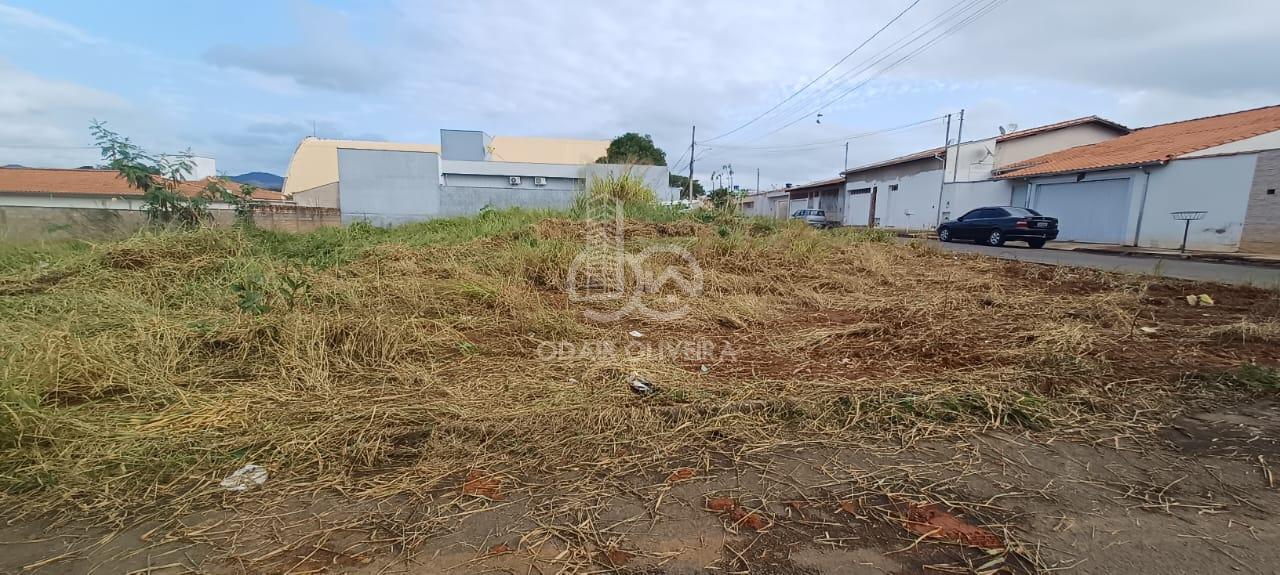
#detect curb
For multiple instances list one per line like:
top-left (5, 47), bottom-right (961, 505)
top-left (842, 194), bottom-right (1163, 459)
top-left (1066, 247), bottom-right (1280, 268)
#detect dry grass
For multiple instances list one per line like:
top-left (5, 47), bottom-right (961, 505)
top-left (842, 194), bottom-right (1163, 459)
top-left (0, 209), bottom-right (1274, 555)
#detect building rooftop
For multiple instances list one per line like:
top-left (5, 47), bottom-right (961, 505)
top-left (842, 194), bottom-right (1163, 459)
top-left (997, 104), bottom-right (1280, 179)
top-left (0, 167), bottom-right (286, 201)
top-left (994, 115), bottom-right (1129, 142)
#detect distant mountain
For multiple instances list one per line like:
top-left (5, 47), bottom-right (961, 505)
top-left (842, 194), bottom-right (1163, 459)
top-left (227, 172), bottom-right (284, 191)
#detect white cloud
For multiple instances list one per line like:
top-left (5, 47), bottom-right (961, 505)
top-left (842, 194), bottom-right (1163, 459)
top-left (0, 60), bottom-right (129, 167)
top-left (0, 3), bottom-right (99, 45)
top-left (204, 2), bottom-right (397, 93)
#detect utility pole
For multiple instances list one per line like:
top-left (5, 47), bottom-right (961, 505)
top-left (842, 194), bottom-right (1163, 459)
top-left (687, 125), bottom-right (696, 201)
top-left (756, 168), bottom-right (760, 194)
top-left (843, 142), bottom-right (849, 172)
top-left (951, 109), bottom-right (965, 186)
top-left (934, 114), bottom-right (952, 227)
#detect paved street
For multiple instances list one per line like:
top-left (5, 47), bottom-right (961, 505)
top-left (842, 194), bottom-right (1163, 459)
top-left (928, 240), bottom-right (1280, 287)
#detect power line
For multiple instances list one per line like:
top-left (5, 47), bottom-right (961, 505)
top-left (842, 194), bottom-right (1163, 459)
top-left (754, 0), bottom-right (981, 133)
top-left (705, 115), bottom-right (945, 152)
top-left (700, 0), bottom-right (924, 144)
top-left (757, 0), bottom-right (1008, 139)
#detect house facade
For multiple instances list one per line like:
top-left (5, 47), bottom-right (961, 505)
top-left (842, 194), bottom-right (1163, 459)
top-left (841, 117), bottom-right (1130, 230)
top-left (997, 105), bottom-right (1280, 253)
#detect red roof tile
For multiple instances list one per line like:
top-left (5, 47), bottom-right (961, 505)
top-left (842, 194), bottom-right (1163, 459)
top-left (998, 105), bottom-right (1280, 179)
top-left (0, 168), bottom-right (285, 201)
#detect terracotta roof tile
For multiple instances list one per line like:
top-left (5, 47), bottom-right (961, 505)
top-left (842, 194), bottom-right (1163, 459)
top-left (998, 105), bottom-right (1280, 179)
top-left (0, 168), bottom-right (285, 201)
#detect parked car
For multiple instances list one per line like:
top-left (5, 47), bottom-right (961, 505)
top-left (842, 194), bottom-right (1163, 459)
top-left (791, 208), bottom-right (834, 228)
top-left (937, 206), bottom-right (1058, 248)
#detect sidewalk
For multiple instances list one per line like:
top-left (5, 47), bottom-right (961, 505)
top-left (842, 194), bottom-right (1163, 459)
top-left (1045, 241), bottom-right (1280, 267)
top-left (888, 230), bottom-right (1280, 267)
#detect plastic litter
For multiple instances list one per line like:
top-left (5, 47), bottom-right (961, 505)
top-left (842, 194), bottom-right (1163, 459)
top-left (628, 330), bottom-right (644, 338)
top-left (220, 464), bottom-right (268, 491)
top-left (627, 373), bottom-right (657, 396)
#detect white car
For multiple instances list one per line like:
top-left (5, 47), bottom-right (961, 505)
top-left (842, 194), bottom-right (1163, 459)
top-left (791, 208), bottom-right (833, 228)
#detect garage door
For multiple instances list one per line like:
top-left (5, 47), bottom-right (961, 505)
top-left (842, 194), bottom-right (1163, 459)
top-left (1032, 179), bottom-right (1131, 244)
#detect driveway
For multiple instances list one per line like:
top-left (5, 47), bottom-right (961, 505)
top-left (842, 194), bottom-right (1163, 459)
top-left (929, 240), bottom-right (1280, 286)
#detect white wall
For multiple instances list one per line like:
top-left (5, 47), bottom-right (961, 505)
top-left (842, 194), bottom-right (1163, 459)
top-left (869, 171), bottom-right (945, 229)
top-left (942, 180), bottom-right (1013, 222)
top-left (1138, 155), bottom-right (1256, 250)
top-left (842, 161), bottom-right (945, 228)
top-left (942, 137), bottom-right (997, 183)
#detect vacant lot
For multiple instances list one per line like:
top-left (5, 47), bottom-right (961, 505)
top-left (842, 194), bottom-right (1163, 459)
top-left (2, 209), bottom-right (1278, 574)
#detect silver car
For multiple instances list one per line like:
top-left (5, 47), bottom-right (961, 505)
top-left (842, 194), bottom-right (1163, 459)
top-left (791, 208), bottom-right (832, 228)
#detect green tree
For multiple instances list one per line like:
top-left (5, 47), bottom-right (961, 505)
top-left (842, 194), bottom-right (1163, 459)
top-left (203, 178), bottom-right (261, 225)
top-left (596, 132), bottom-right (667, 165)
top-left (668, 174), bottom-right (705, 197)
top-left (91, 121), bottom-right (211, 227)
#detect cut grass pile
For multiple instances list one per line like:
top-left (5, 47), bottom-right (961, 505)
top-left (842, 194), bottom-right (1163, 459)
top-left (0, 207), bottom-right (1275, 528)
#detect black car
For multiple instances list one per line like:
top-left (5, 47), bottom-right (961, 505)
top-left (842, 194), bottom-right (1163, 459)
top-left (937, 206), bottom-right (1058, 248)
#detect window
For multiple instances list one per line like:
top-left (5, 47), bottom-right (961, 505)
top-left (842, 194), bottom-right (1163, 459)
top-left (1004, 207), bottom-right (1042, 217)
top-left (888, 184), bottom-right (899, 192)
top-left (850, 187), bottom-right (871, 195)
top-left (1269, 189), bottom-right (1277, 195)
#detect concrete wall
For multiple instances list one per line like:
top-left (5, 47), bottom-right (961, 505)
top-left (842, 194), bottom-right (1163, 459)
top-left (336, 148), bottom-right (440, 226)
top-left (291, 182), bottom-right (340, 208)
top-left (995, 124), bottom-right (1126, 169)
top-left (1139, 155), bottom-right (1255, 251)
top-left (0, 202), bottom-right (340, 242)
top-left (1240, 150), bottom-right (1280, 253)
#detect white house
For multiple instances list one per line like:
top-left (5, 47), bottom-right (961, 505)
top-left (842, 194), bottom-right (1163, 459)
top-left (841, 117), bottom-right (1130, 230)
top-left (997, 105), bottom-right (1280, 253)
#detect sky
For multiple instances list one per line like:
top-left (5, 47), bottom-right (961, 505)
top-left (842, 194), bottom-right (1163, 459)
top-left (1, 0), bottom-right (1278, 188)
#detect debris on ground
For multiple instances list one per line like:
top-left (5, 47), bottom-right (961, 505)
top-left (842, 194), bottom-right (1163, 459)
top-left (626, 373), bottom-right (657, 395)
top-left (666, 467), bottom-right (696, 484)
top-left (462, 470), bottom-right (504, 500)
top-left (1186, 293), bottom-right (1215, 306)
top-left (901, 502), bottom-right (1003, 550)
top-left (628, 330), bottom-right (644, 338)
top-left (218, 464), bottom-right (267, 492)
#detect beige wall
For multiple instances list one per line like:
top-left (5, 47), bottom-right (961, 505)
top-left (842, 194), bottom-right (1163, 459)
top-left (0, 204), bottom-right (342, 243)
top-left (995, 124), bottom-right (1126, 169)
top-left (292, 182), bottom-right (340, 208)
